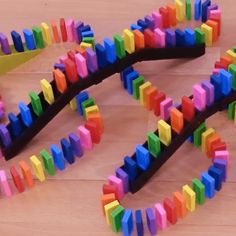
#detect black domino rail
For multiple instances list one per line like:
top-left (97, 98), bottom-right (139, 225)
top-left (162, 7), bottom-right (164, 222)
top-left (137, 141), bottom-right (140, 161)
top-left (1, 44), bottom-right (205, 160)
top-left (121, 91), bottom-right (236, 193)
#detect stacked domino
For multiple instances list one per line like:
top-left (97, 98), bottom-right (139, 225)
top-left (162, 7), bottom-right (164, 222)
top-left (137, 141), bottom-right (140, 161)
top-left (0, 90), bottom-right (103, 198)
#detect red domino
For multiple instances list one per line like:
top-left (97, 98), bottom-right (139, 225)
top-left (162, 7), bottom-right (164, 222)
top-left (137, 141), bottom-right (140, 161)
top-left (10, 166), bottom-right (25, 193)
top-left (103, 183), bottom-right (119, 200)
top-left (159, 7), bottom-right (170, 28)
top-left (85, 120), bottom-right (101, 144)
top-left (60, 18), bottom-right (68, 42)
top-left (67, 50), bottom-right (76, 62)
top-left (144, 29), bottom-right (156, 48)
top-left (64, 58), bottom-right (78, 83)
top-left (181, 96), bottom-right (195, 122)
top-left (163, 197), bottom-right (177, 224)
top-left (153, 92), bottom-right (166, 116)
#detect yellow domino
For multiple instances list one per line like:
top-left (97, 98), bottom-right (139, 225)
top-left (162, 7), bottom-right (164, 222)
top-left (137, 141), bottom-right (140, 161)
top-left (182, 185), bottom-right (196, 212)
top-left (201, 128), bottom-right (215, 152)
top-left (80, 42), bottom-right (93, 50)
top-left (175, 0), bottom-right (184, 22)
top-left (123, 29), bottom-right (135, 54)
top-left (85, 105), bottom-right (99, 118)
top-left (69, 98), bottom-right (77, 111)
top-left (41, 22), bottom-right (52, 46)
top-left (158, 119), bottom-right (171, 146)
top-left (201, 24), bottom-right (213, 47)
top-left (30, 155), bottom-right (45, 182)
top-left (139, 82), bottom-right (152, 106)
top-left (104, 200), bottom-right (119, 225)
top-left (40, 79), bottom-right (55, 105)
top-left (226, 50), bottom-right (236, 65)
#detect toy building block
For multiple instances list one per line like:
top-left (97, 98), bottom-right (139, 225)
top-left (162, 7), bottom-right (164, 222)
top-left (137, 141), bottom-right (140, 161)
top-left (123, 156), bottom-right (138, 181)
top-left (175, 0), bottom-right (185, 22)
top-left (108, 175), bottom-right (124, 200)
top-left (122, 209), bottom-right (133, 236)
top-left (173, 191), bottom-right (187, 218)
top-left (41, 22), bottom-right (52, 45)
top-left (69, 133), bottom-right (84, 157)
top-left (135, 210), bottom-right (144, 236)
top-left (11, 30), bottom-right (24, 52)
top-left (75, 53), bottom-right (88, 78)
top-left (201, 23), bottom-right (213, 47)
top-left (155, 203), bottom-right (167, 230)
top-left (23, 29), bottom-right (36, 50)
top-left (160, 98), bottom-right (173, 120)
top-left (64, 58), bottom-right (78, 83)
top-left (77, 125), bottom-right (93, 150)
top-left (50, 144), bottom-right (65, 170)
top-left (158, 120), bottom-right (171, 146)
top-left (104, 200), bottom-right (119, 225)
top-left (53, 69), bottom-right (67, 93)
top-left (32, 26), bottom-right (45, 48)
top-left (163, 198), bottom-right (177, 224)
top-left (19, 160), bottom-right (34, 188)
top-left (66, 19), bottom-right (75, 42)
top-left (101, 193), bottom-right (117, 215)
top-left (193, 84), bottom-right (206, 111)
top-left (61, 138), bottom-right (75, 164)
top-left (182, 185), bottom-right (196, 212)
top-left (136, 145), bottom-right (150, 171)
top-left (29, 92), bottom-right (43, 116)
top-left (40, 79), bottom-right (55, 105)
top-left (194, 0), bottom-right (201, 21)
top-left (111, 205), bottom-right (125, 232)
top-left (170, 108), bottom-right (184, 134)
top-left (192, 178), bottom-right (205, 205)
top-left (0, 170), bottom-right (12, 197)
top-left (51, 19), bottom-right (61, 43)
top-left (19, 102), bottom-right (33, 127)
top-left (147, 132), bottom-right (161, 157)
top-left (208, 166), bottom-right (224, 191)
top-left (116, 168), bottom-right (129, 193)
top-left (40, 149), bottom-right (56, 176)
top-left (123, 29), bottom-right (135, 54)
top-left (201, 172), bottom-right (215, 198)
top-left (201, 128), bottom-right (215, 152)
top-left (146, 208), bottom-right (157, 235)
top-left (30, 155), bottom-right (46, 182)
top-left (10, 166), bottom-right (25, 193)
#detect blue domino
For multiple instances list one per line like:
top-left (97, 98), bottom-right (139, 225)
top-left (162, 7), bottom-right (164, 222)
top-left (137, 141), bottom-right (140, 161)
top-left (123, 156), bottom-right (138, 181)
top-left (185, 28), bottom-right (195, 46)
top-left (144, 15), bottom-right (155, 31)
top-left (75, 91), bottom-right (89, 116)
top-left (166, 29), bottom-right (176, 47)
top-left (214, 159), bottom-right (227, 182)
top-left (23, 29), bottom-right (36, 50)
top-left (18, 102), bottom-right (33, 127)
top-left (136, 145), bottom-right (150, 171)
top-left (175, 29), bottom-right (185, 46)
top-left (194, 0), bottom-right (202, 21)
top-left (122, 209), bottom-right (133, 236)
top-left (130, 24), bottom-right (142, 32)
top-left (104, 38), bottom-right (117, 64)
top-left (137, 19), bottom-right (148, 31)
top-left (95, 43), bottom-right (109, 69)
top-left (135, 210), bottom-right (144, 236)
top-left (0, 124), bottom-right (12, 147)
top-left (60, 138), bottom-right (75, 164)
top-left (126, 70), bottom-right (139, 95)
top-left (121, 67), bottom-right (134, 89)
top-left (8, 112), bottom-right (23, 138)
top-left (11, 30), bottom-right (24, 52)
top-left (50, 144), bottom-right (65, 170)
top-left (208, 166), bottom-right (223, 191)
top-left (210, 74), bottom-right (223, 101)
top-left (116, 167), bottom-right (129, 193)
top-left (79, 25), bottom-right (91, 33)
top-left (86, 48), bottom-right (98, 73)
top-left (81, 30), bottom-right (94, 38)
top-left (54, 63), bottom-right (65, 73)
top-left (74, 21), bottom-right (84, 43)
top-left (69, 132), bottom-right (84, 157)
top-left (201, 172), bottom-right (215, 198)
top-left (146, 208), bottom-right (157, 235)
top-left (219, 69), bottom-right (232, 96)
top-left (202, 0), bottom-right (211, 22)
top-left (187, 134), bottom-right (194, 143)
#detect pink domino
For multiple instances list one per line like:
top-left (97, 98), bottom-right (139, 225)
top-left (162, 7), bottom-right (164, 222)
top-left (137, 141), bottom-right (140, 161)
top-left (214, 150), bottom-right (229, 165)
top-left (108, 175), bottom-right (124, 200)
top-left (59, 55), bottom-right (68, 64)
top-left (154, 28), bottom-right (165, 48)
top-left (213, 68), bottom-right (220, 75)
top-left (0, 101), bottom-right (4, 110)
top-left (152, 11), bottom-right (163, 29)
top-left (193, 84), bottom-right (206, 111)
top-left (160, 97), bottom-right (173, 121)
top-left (0, 170), bottom-right (12, 197)
top-left (77, 125), bottom-right (92, 150)
top-left (209, 9), bottom-right (221, 20)
top-left (66, 19), bottom-right (75, 42)
top-left (155, 203), bottom-right (167, 230)
top-left (75, 53), bottom-right (88, 78)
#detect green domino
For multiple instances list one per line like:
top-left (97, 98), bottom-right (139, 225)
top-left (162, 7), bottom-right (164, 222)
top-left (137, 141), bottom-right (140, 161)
top-left (147, 132), bottom-right (161, 158)
top-left (227, 101), bottom-right (236, 120)
top-left (192, 178), bottom-right (205, 205)
top-left (195, 28), bottom-right (205, 44)
top-left (113, 34), bottom-right (126, 59)
top-left (40, 149), bottom-right (55, 176)
top-left (110, 205), bottom-right (125, 232)
top-left (82, 37), bottom-right (95, 48)
top-left (32, 26), bottom-right (45, 49)
top-left (193, 123), bottom-right (206, 147)
top-left (29, 91), bottom-right (43, 117)
top-left (186, 0), bottom-right (191, 20)
top-left (81, 98), bottom-right (95, 117)
top-left (133, 76), bottom-right (145, 100)
top-left (233, 46), bottom-right (236, 53)
top-left (228, 64), bottom-right (236, 90)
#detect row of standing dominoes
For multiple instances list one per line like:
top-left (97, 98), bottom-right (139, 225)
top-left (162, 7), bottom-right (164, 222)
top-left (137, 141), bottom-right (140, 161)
top-left (0, 91), bottom-right (103, 198)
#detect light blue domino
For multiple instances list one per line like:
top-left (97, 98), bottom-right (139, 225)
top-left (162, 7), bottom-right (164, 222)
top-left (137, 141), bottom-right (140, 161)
top-left (136, 145), bottom-right (150, 171)
top-left (122, 209), bottom-right (133, 236)
top-left (18, 102), bottom-right (33, 127)
top-left (104, 38), bottom-right (117, 64)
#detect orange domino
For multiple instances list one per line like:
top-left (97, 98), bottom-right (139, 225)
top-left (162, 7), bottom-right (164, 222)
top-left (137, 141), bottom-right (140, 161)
top-left (206, 133), bottom-right (221, 158)
top-left (53, 69), bottom-right (67, 93)
top-left (133, 30), bottom-right (145, 50)
top-left (167, 4), bottom-right (177, 26)
top-left (101, 193), bottom-right (117, 215)
top-left (19, 160), bottom-right (34, 188)
top-left (51, 19), bottom-right (61, 43)
top-left (145, 86), bottom-right (158, 111)
top-left (170, 108), bottom-right (184, 134)
top-left (206, 20), bottom-right (218, 42)
top-left (173, 191), bottom-right (187, 218)
top-left (220, 55), bottom-right (233, 68)
top-left (75, 46), bottom-right (86, 57)
top-left (87, 112), bottom-right (104, 135)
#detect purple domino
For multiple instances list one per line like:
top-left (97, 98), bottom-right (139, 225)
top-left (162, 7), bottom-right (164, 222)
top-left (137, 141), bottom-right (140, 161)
top-left (201, 80), bottom-right (215, 106)
top-left (145, 15), bottom-right (155, 31)
top-left (214, 158), bottom-right (227, 182)
top-left (160, 98), bottom-right (173, 120)
top-left (74, 21), bottom-right (84, 43)
top-left (193, 84), bottom-right (206, 111)
top-left (0, 110), bottom-right (4, 120)
top-left (69, 133), bottom-right (84, 157)
top-left (207, 4), bottom-right (218, 18)
top-left (0, 124), bottom-right (12, 147)
top-left (0, 33), bottom-right (11, 55)
top-left (165, 28), bottom-right (176, 47)
top-left (86, 48), bottom-right (98, 73)
top-left (116, 168), bottom-right (129, 193)
top-left (146, 208), bottom-right (157, 235)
